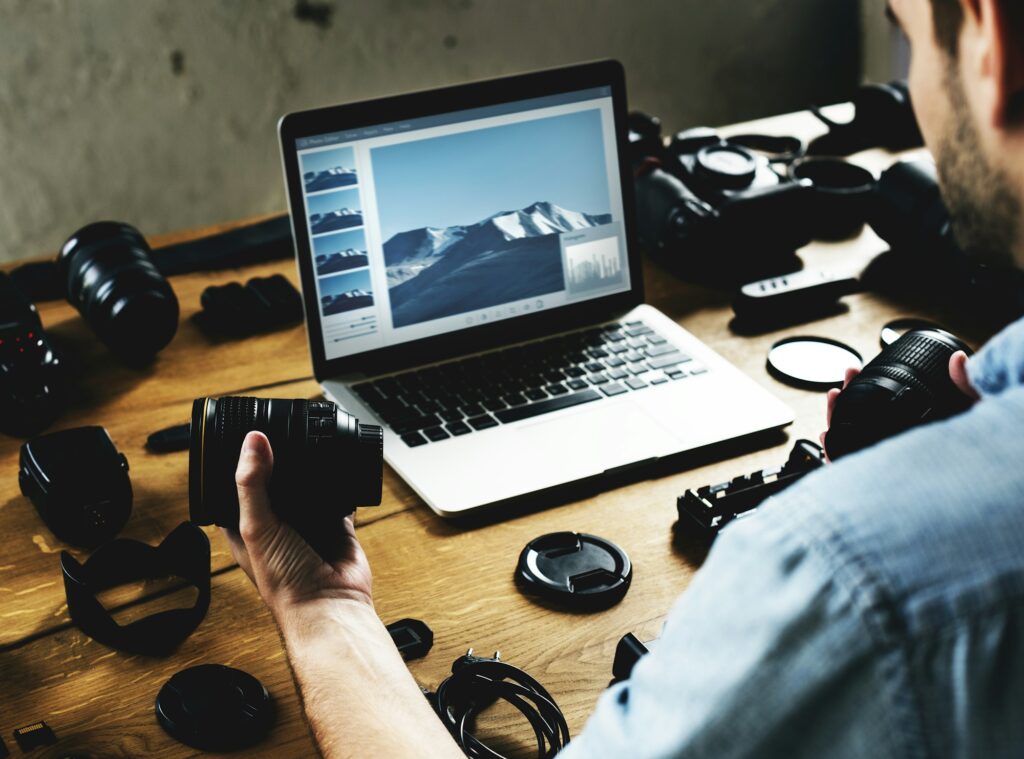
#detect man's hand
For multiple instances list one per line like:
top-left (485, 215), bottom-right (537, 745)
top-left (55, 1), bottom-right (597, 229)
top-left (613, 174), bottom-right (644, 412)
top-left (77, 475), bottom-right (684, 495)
top-left (820, 350), bottom-right (979, 453)
top-left (222, 430), bottom-right (374, 619)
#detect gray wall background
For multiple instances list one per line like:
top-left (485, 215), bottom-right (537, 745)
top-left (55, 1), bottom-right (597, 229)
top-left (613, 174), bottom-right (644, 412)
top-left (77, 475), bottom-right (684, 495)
top-left (0, 0), bottom-right (862, 263)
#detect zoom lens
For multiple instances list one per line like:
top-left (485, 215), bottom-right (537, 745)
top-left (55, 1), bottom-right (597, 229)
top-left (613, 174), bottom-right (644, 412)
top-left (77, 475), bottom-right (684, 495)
top-left (824, 329), bottom-right (973, 460)
top-left (58, 221), bottom-right (179, 360)
top-left (188, 396), bottom-right (383, 530)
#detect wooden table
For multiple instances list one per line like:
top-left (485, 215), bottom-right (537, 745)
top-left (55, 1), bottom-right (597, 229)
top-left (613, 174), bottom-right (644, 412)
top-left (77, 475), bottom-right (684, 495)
top-left (0, 109), bottom-right (995, 758)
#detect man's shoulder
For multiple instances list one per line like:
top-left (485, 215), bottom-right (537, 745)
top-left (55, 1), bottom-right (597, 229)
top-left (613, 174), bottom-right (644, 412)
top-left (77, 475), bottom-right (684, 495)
top-left (753, 386), bottom-right (1024, 636)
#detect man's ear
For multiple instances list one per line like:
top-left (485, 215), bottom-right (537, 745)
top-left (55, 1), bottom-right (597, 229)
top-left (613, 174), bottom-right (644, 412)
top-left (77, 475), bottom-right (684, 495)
top-left (970, 0), bottom-right (1024, 126)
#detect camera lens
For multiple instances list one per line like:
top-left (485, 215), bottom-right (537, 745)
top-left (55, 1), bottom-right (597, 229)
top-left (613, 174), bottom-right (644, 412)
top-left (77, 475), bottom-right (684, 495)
top-left (824, 329), bottom-right (973, 460)
top-left (188, 396), bottom-right (383, 529)
top-left (58, 221), bottom-right (179, 360)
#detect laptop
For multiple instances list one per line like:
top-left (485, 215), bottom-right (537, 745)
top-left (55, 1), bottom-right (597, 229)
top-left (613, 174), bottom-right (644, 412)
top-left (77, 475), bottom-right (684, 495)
top-left (278, 60), bottom-right (793, 518)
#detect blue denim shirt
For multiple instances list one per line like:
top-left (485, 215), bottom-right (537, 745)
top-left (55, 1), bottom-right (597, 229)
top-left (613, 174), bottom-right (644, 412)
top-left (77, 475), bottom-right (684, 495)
top-left (561, 317), bottom-right (1024, 759)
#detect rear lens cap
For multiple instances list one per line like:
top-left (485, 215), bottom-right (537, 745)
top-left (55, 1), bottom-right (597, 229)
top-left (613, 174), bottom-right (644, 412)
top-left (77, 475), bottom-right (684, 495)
top-left (516, 532), bottom-right (632, 610)
top-left (156, 664), bottom-right (275, 752)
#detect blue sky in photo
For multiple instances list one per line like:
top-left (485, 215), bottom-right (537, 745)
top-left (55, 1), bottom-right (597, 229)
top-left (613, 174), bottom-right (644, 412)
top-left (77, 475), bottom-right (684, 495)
top-left (313, 228), bottom-right (366, 256)
top-left (307, 188), bottom-right (361, 217)
top-left (319, 267), bottom-right (372, 297)
top-left (302, 146), bottom-right (356, 176)
top-left (371, 109), bottom-right (610, 242)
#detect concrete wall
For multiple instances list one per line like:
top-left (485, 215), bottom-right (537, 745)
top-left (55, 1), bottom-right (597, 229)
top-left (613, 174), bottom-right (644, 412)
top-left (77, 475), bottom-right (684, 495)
top-left (0, 0), bottom-right (860, 263)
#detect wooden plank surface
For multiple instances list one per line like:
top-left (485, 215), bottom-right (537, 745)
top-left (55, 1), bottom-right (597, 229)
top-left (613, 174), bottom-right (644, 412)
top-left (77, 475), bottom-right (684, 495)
top-left (0, 108), bottom-right (1000, 757)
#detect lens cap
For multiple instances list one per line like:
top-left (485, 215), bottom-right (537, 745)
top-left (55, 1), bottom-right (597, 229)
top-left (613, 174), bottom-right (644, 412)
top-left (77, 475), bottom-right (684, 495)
top-left (516, 532), bottom-right (632, 610)
top-left (880, 317), bottom-right (946, 347)
top-left (156, 664), bottom-right (275, 752)
top-left (767, 336), bottom-right (863, 390)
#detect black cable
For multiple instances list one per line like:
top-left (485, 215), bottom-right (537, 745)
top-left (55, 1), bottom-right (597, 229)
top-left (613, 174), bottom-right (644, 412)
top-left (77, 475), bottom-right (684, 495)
top-left (434, 651), bottom-right (570, 759)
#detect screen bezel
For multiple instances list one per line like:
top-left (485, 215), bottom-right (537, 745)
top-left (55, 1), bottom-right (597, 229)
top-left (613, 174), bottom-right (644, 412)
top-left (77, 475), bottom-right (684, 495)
top-left (278, 59), bottom-right (643, 381)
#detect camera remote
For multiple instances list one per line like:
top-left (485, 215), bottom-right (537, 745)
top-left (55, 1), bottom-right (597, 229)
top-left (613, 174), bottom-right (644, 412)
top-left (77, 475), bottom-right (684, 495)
top-left (733, 269), bottom-right (861, 324)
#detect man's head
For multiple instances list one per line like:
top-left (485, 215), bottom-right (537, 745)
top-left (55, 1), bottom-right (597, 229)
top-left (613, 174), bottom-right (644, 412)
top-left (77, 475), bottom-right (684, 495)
top-left (888, 0), bottom-right (1024, 268)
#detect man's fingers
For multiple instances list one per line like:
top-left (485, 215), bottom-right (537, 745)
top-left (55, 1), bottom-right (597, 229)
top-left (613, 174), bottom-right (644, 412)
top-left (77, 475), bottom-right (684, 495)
top-left (222, 527), bottom-right (255, 580)
top-left (949, 351), bottom-right (980, 400)
top-left (825, 388), bottom-right (841, 426)
top-left (843, 367), bottom-right (859, 389)
top-left (235, 431), bottom-right (277, 545)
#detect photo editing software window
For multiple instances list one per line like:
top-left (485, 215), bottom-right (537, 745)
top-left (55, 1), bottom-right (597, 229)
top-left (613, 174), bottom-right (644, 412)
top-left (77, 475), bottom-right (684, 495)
top-left (295, 87), bottom-right (629, 362)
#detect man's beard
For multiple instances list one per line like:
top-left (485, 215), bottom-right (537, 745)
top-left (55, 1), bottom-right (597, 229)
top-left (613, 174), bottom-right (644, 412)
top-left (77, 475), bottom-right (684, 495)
top-left (935, 66), bottom-right (1020, 269)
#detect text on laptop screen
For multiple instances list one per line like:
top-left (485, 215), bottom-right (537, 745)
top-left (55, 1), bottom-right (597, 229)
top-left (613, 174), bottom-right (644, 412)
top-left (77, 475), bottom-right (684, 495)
top-left (294, 87), bottom-right (629, 361)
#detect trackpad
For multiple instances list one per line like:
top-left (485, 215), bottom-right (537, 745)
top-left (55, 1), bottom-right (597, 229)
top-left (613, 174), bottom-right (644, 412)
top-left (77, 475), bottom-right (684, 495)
top-left (516, 401), bottom-right (677, 475)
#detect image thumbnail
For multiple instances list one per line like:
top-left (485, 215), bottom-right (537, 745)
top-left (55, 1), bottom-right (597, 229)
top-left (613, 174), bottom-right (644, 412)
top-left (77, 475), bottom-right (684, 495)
top-left (371, 109), bottom-right (612, 328)
top-left (302, 146), bottom-right (358, 192)
top-left (314, 229), bottom-right (369, 275)
top-left (319, 268), bottom-right (373, 316)
top-left (308, 188), bottom-right (362, 235)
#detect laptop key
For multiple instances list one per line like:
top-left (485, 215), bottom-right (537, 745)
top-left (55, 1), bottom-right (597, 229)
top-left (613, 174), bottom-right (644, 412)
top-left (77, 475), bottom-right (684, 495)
top-left (503, 392), bottom-right (528, 406)
top-left (401, 431), bottom-right (428, 447)
top-left (607, 368), bottom-right (629, 380)
top-left (587, 372), bottom-right (609, 385)
top-left (624, 324), bottom-right (654, 337)
top-left (423, 426), bottom-right (450, 442)
top-left (584, 361), bottom-right (605, 373)
top-left (601, 382), bottom-right (629, 397)
top-left (483, 397), bottom-right (507, 411)
top-left (446, 420), bottom-right (472, 436)
top-left (440, 408), bottom-right (464, 422)
top-left (645, 343), bottom-right (681, 357)
top-left (460, 402), bottom-right (485, 417)
top-left (646, 334), bottom-right (668, 345)
top-left (605, 356), bottom-right (626, 368)
top-left (524, 388), bottom-right (548, 401)
top-left (546, 383), bottom-right (569, 396)
top-left (566, 379), bottom-right (588, 391)
top-left (467, 414), bottom-right (499, 430)
top-left (495, 389), bottom-right (602, 423)
top-left (626, 377), bottom-right (648, 390)
top-left (391, 414), bottom-right (442, 435)
top-left (648, 352), bottom-right (692, 370)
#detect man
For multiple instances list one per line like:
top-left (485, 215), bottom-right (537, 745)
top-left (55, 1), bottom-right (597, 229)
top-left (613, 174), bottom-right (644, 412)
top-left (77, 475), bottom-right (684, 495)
top-left (226, 0), bottom-right (1024, 755)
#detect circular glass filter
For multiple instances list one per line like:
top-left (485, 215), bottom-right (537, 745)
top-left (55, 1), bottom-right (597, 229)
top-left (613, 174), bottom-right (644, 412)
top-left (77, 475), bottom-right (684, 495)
top-left (767, 336), bottom-right (863, 390)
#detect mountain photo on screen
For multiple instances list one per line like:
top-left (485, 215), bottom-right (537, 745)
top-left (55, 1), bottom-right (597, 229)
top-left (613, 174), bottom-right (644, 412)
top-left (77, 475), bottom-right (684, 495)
top-left (314, 228), bottom-right (370, 275)
top-left (302, 146), bottom-right (358, 193)
top-left (371, 109), bottom-right (613, 328)
top-left (308, 188), bottom-right (363, 236)
top-left (319, 267), bottom-right (373, 317)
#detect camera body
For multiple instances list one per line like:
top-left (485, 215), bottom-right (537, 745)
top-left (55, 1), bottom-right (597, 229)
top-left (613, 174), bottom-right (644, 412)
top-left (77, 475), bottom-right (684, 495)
top-left (0, 272), bottom-right (68, 437)
top-left (189, 396), bottom-right (383, 537)
top-left (632, 121), bottom-right (812, 283)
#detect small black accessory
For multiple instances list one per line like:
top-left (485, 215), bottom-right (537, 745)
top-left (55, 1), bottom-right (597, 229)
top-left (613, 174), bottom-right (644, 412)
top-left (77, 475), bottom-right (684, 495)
top-left (789, 157), bottom-right (875, 240)
top-left (146, 421), bottom-right (191, 453)
top-left (61, 522), bottom-right (211, 655)
top-left (19, 426), bottom-right (132, 547)
top-left (0, 272), bottom-right (69, 437)
top-left (610, 632), bottom-right (651, 686)
top-left (189, 396), bottom-right (383, 534)
top-left (434, 650), bottom-right (570, 759)
top-left (58, 221), bottom-right (179, 361)
top-left (676, 439), bottom-right (826, 541)
top-left (766, 336), bottom-right (863, 390)
top-left (0, 734), bottom-right (6, 758)
top-left (195, 274), bottom-right (303, 337)
top-left (825, 328), bottom-right (973, 460)
top-left (155, 664), bottom-right (275, 752)
top-left (732, 269), bottom-right (861, 333)
top-left (386, 618), bottom-right (434, 661)
top-left (12, 722), bottom-right (57, 751)
top-left (880, 317), bottom-right (947, 347)
top-left (515, 532), bottom-right (632, 610)
top-left (807, 80), bottom-right (923, 156)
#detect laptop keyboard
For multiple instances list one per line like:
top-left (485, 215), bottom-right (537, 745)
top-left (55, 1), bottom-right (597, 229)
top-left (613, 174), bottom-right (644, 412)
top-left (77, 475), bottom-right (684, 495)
top-left (352, 319), bottom-right (709, 447)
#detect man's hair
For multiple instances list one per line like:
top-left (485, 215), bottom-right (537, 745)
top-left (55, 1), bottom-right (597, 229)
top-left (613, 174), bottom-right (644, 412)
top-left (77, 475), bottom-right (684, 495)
top-left (930, 0), bottom-right (964, 56)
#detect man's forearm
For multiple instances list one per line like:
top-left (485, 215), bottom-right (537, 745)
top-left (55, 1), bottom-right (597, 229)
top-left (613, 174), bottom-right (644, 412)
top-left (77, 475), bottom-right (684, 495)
top-left (278, 599), bottom-right (463, 759)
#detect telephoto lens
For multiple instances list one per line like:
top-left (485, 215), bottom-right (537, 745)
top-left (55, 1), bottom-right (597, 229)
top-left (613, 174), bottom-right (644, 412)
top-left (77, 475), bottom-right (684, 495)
top-left (58, 221), bottom-right (179, 360)
top-left (189, 396), bottom-right (383, 533)
top-left (824, 329), bottom-right (973, 460)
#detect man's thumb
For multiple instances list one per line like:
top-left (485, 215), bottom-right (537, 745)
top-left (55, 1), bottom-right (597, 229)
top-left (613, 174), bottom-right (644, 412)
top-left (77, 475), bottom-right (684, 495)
top-left (235, 431), bottom-right (276, 541)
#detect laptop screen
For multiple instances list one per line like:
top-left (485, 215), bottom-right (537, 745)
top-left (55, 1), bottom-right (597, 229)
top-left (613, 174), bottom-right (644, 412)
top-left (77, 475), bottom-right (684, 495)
top-left (293, 86), bottom-right (630, 362)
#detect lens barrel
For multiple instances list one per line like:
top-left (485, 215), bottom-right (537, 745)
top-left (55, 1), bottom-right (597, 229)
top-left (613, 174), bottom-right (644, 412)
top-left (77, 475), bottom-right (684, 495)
top-left (59, 221), bottom-right (179, 360)
top-left (824, 329), bottom-right (972, 460)
top-left (189, 396), bottom-right (383, 529)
